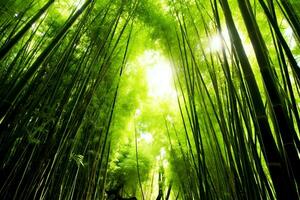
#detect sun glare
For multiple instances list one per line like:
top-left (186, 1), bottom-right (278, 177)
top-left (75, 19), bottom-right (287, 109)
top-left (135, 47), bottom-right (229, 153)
top-left (138, 132), bottom-right (153, 144)
top-left (146, 64), bottom-right (174, 97)
top-left (285, 26), bottom-right (297, 50)
top-left (138, 50), bottom-right (176, 99)
top-left (73, 0), bottom-right (85, 8)
top-left (135, 108), bottom-right (141, 117)
top-left (208, 30), bottom-right (230, 52)
top-left (206, 28), bottom-right (255, 56)
top-left (209, 34), bottom-right (223, 51)
top-left (159, 0), bottom-right (170, 12)
top-left (55, 0), bottom-right (85, 19)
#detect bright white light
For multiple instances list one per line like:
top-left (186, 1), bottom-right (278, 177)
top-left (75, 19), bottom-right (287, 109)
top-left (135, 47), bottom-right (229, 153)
top-left (285, 26), bottom-right (297, 50)
top-left (159, 0), bottom-right (170, 11)
top-left (137, 50), bottom-right (176, 99)
top-left (139, 132), bottom-right (153, 144)
top-left (285, 26), bottom-right (293, 37)
top-left (31, 23), bottom-right (38, 30)
top-left (156, 155), bottom-right (160, 161)
top-left (147, 64), bottom-right (174, 98)
top-left (135, 108), bottom-right (141, 117)
top-left (206, 28), bottom-right (256, 56)
top-left (208, 30), bottom-right (230, 52)
top-left (73, 0), bottom-right (85, 8)
top-left (55, 0), bottom-right (85, 19)
top-left (160, 147), bottom-right (166, 158)
top-left (166, 115), bottom-right (173, 122)
top-left (209, 34), bottom-right (223, 52)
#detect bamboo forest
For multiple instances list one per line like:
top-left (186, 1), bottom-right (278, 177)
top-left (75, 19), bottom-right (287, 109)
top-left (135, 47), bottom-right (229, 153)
top-left (1, 0), bottom-right (300, 199)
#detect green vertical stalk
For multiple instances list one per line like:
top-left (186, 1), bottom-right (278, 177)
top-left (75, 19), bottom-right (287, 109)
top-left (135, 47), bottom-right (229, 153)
top-left (135, 123), bottom-right (145, 200)
top-left (0, 0), bottom-right (93, 119)
top-left (0, 0), bottom-right (54, 59)
top-left (261, 1), bottom-right (300, 84)
top-left (217, 0), bottom-right (296, 199)
top-left (278, 0), bottom-right (300, 42)
top-left (237, 1), bottom-right (299, 198)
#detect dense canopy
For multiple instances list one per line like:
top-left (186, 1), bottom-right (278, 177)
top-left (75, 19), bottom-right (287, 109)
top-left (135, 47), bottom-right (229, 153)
top-left (0, 0), bottom-right (299, 199)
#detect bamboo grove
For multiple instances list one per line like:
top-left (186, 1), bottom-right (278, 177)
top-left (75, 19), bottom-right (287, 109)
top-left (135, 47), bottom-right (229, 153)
top-left (0, 0), bottom-right (299, 199)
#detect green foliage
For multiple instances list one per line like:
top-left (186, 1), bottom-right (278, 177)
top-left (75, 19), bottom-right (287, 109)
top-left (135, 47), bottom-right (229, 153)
top-left (0, 0), bottom-right (299, 199)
